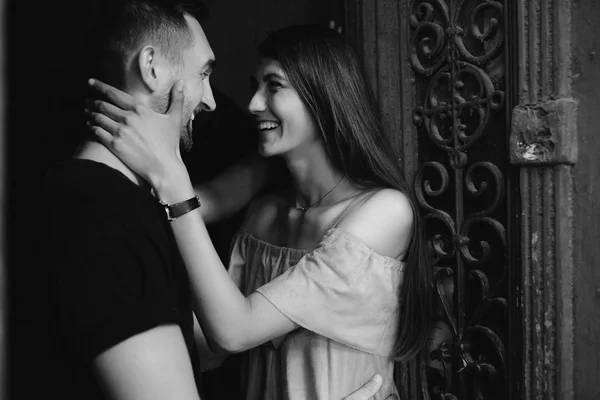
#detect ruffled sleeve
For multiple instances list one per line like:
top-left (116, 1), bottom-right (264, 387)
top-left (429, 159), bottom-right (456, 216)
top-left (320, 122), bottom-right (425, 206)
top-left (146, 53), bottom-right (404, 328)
top-left (256, 228), bottom-right (404, 357)
top-left (227, 231), bottom-right (247, 293)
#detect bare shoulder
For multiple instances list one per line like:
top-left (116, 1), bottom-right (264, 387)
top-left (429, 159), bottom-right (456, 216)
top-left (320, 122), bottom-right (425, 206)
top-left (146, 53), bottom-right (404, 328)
top-left (337, 188), bottom-right (415, 259)
top-left (243, 193), bottom-right (288, 239)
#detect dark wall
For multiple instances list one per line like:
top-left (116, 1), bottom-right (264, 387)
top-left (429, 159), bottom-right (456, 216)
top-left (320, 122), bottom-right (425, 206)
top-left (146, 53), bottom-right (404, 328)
top-left (7, 2), bottom-right (107, 397)
top-left (201, 0), bottom-right (340, 110)
top-left (572, 0), bottom-right (600, 397)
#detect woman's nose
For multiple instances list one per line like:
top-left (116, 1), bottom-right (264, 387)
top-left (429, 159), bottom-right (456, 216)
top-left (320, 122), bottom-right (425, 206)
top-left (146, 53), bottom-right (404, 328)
top-left (248, 89), bottom-right (266, 114)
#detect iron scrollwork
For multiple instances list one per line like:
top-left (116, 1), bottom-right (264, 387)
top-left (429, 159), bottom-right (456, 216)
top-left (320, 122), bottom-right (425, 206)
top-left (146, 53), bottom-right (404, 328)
top-left (411, 1), bottom-right (508, 399)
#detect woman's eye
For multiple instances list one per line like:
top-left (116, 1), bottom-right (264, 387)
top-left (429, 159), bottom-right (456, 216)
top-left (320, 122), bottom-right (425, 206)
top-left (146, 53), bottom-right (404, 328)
top-left (268, 81), bottom-right (282, 93)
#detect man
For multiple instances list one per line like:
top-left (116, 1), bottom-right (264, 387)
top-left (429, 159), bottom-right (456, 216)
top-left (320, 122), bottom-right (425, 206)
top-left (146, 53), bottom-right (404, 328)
top-left (44, 1), bottom-right (393, 399)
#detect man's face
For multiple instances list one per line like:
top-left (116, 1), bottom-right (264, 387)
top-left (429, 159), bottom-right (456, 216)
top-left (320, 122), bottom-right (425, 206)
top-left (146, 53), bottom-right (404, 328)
top-left (158, 15), bottom-right (216, 152)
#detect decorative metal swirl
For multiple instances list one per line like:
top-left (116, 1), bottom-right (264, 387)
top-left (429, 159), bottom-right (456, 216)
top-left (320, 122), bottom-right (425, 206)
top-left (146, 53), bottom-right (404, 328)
top-left (410, 0), bottom-right (508, 399)
top-left (464, 162), bottom-right (504, 217)
top-left (415, 162), bottom-right (451, 210)
top-left (413, 63), bottom-right (504, 153)
top-left (410, 0), bottom-right (504, 73)
top-left (454, 1), bottom-right (504, 64)
top-left (410, 0), bottom-right (451, 75)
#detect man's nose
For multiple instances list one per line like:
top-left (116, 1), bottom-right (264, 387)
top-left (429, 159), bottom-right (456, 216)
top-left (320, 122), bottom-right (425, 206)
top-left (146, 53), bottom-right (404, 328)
top-left (202, 80), bottom-right (216, 112)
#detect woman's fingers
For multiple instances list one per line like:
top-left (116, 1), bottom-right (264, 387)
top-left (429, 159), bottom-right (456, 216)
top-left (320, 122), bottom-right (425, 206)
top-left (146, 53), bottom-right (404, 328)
top-left (88, 124), bottom-right (116, 149)
top-left (87, 99), bottom-right (129, 123)
top-left (167, 80), bottom-right (185, 118)
top-left (88, 78), bottom-right (137, 110)
top-left (87, 110), bottom-right (122, 136)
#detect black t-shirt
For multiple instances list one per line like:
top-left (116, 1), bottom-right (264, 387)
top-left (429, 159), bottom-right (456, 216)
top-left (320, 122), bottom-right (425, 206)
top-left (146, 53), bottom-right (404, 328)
top-left (42, 159), bottom-right (199, 399)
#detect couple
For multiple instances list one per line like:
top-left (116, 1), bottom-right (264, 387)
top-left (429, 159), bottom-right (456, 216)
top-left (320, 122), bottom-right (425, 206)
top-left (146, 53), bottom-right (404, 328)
top-left (45, 1), bottom-right (433, 399)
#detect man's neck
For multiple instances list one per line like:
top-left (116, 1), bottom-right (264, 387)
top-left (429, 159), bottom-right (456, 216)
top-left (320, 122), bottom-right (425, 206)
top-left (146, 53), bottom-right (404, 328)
top-left (75, 140), bottom-right (149, 189)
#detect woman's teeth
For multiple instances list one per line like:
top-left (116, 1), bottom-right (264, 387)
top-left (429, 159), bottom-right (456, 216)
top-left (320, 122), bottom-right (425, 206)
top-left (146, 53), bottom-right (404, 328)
top-left (258, 121), bottom-right (280, 131)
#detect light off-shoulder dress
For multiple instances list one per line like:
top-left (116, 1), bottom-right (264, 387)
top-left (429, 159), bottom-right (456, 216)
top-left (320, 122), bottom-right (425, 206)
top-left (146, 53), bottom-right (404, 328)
top-left (227, 220), bottom-right (404, 400)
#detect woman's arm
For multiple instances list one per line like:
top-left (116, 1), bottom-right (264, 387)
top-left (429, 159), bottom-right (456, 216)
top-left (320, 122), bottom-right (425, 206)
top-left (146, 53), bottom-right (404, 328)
top-left (193, 314), bottom-right (227, 371)
top-left (156, 170), bottom-right (298, 353)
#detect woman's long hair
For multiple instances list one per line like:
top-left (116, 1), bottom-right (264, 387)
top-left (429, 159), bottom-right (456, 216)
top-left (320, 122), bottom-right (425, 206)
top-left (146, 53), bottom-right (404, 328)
top-left (257, 24), bottom-right (433, 362)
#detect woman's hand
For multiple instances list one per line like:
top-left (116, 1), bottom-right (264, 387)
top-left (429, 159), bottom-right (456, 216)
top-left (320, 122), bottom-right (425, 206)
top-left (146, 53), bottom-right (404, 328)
top-left (85, 78), bottom-right (188, 192)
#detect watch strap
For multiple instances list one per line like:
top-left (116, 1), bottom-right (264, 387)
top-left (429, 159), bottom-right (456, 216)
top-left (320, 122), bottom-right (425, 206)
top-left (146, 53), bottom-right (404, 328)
top-left (159, 195), bottom-right (201, 221)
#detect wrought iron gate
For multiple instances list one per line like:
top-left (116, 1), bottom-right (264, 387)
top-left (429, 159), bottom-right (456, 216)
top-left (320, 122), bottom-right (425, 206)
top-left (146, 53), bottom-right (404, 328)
top-left (410, 1), bottom-right (514, 399)
top-left (341, 0), bottom-right (521, 398)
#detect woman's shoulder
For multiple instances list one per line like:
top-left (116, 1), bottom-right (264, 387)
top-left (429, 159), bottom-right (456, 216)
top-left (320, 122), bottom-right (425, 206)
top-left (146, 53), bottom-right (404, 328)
top-left (342, 188), bottom-right (413, 226)
top-left (367, 187), bottom-right (413, 214)
top-left (336, 188), bottom-right (414, 259)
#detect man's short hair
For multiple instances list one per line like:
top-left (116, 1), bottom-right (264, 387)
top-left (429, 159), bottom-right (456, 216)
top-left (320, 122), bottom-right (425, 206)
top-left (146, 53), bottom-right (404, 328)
top-left (87, 0), bottom-right (209, 86)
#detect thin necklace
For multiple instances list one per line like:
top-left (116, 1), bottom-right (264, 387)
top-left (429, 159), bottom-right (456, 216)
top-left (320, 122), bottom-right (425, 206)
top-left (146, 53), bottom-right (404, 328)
top-left (295, 176), bottom-right (345, 212)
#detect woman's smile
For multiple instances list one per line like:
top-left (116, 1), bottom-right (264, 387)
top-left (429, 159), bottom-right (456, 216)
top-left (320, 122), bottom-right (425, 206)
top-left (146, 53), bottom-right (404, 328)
top-left (257, 120), bottom-right (281, 131)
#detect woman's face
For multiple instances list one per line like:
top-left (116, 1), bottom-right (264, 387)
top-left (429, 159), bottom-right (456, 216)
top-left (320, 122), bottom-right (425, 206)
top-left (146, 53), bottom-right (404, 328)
top-left (248, 58), bottom-right (319, 158)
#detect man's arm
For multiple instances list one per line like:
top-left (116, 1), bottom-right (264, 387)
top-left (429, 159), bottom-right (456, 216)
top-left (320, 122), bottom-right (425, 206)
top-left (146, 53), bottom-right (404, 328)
top-left (195, 152), bottom-right (283, 224)
top-left (92, 325), bottom-right (201, 400)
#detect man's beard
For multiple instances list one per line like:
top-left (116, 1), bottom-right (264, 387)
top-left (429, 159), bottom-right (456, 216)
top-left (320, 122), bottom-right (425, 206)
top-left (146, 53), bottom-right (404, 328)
top-left (156, 86), bottom-right (194, 153)
top-left (180, 121), bottom-right (194, 153)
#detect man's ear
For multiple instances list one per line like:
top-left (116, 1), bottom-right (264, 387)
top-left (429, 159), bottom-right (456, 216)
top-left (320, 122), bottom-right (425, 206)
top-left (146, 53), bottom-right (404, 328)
top-left (137, 45), bottom-right (161, 92)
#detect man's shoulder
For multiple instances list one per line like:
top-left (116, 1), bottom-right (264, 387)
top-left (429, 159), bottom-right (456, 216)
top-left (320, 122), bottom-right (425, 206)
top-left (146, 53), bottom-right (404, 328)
top-left (44, 158), bottom-right (161, 230)
top-left (46, 159), bottom-right (129, 193)
top-left (43, 159), bottom-right (173, 269)
top-left (46, 159), bottom-right (151, 205)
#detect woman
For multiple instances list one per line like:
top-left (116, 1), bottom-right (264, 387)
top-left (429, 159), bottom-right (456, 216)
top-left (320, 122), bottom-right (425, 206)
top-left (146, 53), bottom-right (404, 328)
top-left (88, 25), bottom-right (432, 400)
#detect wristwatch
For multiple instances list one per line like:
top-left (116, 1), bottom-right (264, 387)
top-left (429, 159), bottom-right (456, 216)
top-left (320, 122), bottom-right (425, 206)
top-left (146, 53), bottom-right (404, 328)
top-left (158, 195), bottom-right (201, 221)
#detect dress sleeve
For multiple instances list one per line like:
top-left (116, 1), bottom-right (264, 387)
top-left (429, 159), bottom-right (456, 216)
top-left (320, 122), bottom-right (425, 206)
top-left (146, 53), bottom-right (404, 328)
top-left (227, 231), bottom-right (247, 292)
top-left (256, 228), bottom-right (404, 357)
